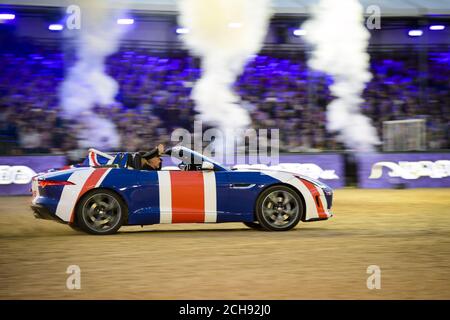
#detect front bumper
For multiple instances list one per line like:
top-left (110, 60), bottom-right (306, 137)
top-left (323, 187), bottom-right (333, 209)
top-left (305, 214), bottom-right (332, 222)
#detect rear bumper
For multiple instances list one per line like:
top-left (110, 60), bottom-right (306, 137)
top-left (31, 204), bottom-right (65, 223)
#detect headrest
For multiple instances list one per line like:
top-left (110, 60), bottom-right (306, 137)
top-left (133, 153), bottom-right (142, 170)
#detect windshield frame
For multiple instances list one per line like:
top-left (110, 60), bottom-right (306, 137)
top-left (166, 146), bottom-right (229, 171)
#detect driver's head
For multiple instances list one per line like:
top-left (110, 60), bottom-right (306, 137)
top-left (143, 156), bottom-right (162, 170)
top-left (140, 144), bottom-right (164, 170)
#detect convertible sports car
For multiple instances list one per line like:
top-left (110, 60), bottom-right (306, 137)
top-left (31, 147), bottom-right (333, 235)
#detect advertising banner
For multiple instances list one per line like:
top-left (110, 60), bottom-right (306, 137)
top-left (0, 156), bottom-right (66, 196)
top-left (275, 154), bottom-right (344, 189)
top-left (357, 153), bottom-right (450, 188)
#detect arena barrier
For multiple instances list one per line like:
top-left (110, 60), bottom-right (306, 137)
top-left (2, 152), bottom-right (449, 196)
top-left (0, 155), bottom-right (66, 196)
top-left (356, 152), bottom-right (450, 188)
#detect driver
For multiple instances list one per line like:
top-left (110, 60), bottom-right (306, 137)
top-left (140, 144), bottom-right (164, 171)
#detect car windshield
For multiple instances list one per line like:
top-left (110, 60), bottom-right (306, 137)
top-left (167, 146), bottom-right (228, 171)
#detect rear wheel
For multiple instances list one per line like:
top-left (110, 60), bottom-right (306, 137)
top-left (255, 185), bottom-right (303, 231)
top-left (76, 189), bottom-right (126, 235)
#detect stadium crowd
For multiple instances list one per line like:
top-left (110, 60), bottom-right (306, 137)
top-left (0, 46), bottom-right (449, 156)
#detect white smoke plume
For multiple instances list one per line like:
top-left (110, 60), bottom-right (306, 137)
top-left (177, 0), bottom-right (272, 154)
top-left (60, 0), bottom-right (128, 150)
top-left (302, 0), bottom-right (380, 152)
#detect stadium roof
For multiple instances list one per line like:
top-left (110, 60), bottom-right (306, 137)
top-left (1, 0), bottom-right (449, 16)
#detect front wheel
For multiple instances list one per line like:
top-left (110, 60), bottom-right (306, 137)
top-left (255, 185), bottom-right (303, 231)
top-left (76, 189), bottom-right (126, 235)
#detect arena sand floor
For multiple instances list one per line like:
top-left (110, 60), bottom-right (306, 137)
top-left (0, 188), bottom-right (449, 299)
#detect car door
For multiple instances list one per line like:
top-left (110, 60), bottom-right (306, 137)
top-left (131, 169), bottom-right (160, 225)
top-left (162, 169), bottom-right (232, 223)
top-left (132, 166), bottom-right (228, 224)
top-left (163, 170), bottom-right (206, 223)
top-left (220, 171), bottom-right (270, 222)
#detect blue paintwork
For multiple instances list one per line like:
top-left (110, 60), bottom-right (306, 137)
top-left (34, 169), bottom-right (76, 215)
top-left (218, 171), bottom-right (281, 222)
top-left (128, 170), bottom-right (160, 225)
top-left (35, 185), bottom-right (64, 215)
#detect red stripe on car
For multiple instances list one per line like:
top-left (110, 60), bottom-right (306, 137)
top-left (301, 179), bottom-right (328, 219)
top-left (90, 152), bottom-right (100, 166)
top-left (170, 171), bottom-right (205, 223)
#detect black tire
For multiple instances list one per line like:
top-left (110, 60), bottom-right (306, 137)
top-left (255, 185), bottom-right (303, 231)
top-left (243, 221), bottom-right (263, 230)
top-left (76, 189), bottom-right (126, 235)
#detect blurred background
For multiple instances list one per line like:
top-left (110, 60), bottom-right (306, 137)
top-left (0, 1), bottom-right (449, 300)
top-left (0, 0), bottom-right (450, 154)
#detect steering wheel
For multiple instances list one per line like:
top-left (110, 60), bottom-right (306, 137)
top-left (178, 162), bottom-right (188, 171)
top-left (178, 162), bottom-right (202, 171)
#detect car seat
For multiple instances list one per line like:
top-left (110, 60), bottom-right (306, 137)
top-left (125, 153), bottom-right (142, 170)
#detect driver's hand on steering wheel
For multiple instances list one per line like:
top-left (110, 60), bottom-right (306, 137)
top-left (178, 162), bottom-right (187, 171)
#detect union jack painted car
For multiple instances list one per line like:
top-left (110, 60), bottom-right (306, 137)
top-left (31, 147), bottom-right (333, 235)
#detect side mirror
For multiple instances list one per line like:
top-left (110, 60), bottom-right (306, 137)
top-left (201, 161), bottom-right (214, 171)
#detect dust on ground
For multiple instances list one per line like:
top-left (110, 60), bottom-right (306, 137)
top-left (0, 188), bottom-right (449, 299)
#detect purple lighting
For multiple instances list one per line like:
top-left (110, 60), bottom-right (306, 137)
top-left (293, 29), bottom-right (307, 36)
top-left (117, 18), bottom-right (134, 25)
top-left (429, 25), bottom-right (445, 31)
top-left (48, 24), bottom-right (64, 31)
top-left (0, 13), bottom-right (15, 20)
top-left (176, 27), bottom-right (189, 34)
top-left (408, 29), bottom-right (423, 37)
